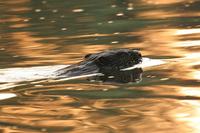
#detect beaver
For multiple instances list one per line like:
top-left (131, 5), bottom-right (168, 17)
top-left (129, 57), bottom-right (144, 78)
top-left (55, 49), bottom-right (142, 78)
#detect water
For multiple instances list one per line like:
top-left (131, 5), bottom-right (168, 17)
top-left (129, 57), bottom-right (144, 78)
top-left (0, 0), bottom-right (200, 132)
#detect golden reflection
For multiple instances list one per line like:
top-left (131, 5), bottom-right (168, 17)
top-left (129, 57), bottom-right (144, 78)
top-left (6, 30), bottom-right (111, 65)
top-left (9, 7), bottom-right (31, 12)
top-left (137, 10), bottom-right (179, 19)
top-left (120, 34), bottom-right (200, 130)
top-left (175, 28), bottom-right (200, 35)
top-left (175, 87), bottom-right (200, 133)
top-left (1, 84), bottom-right (200, 132)
top-left (184, 53), bottom-right (200, 80)
top-left (9, 23), bottom-right (29, 28)
top-left (0, 17), bottom-right (24, 23)
top-left (64, 33), bottom-right (114, 39)
top-left (138, 0), bottom-right (200, 19)
top-left (180, 87), bottom-right (200, 96)
top-left (1, 0), bottom-right (31, 13)
top-left (174, 40), bottom-right (200, 47)
top-left (2, 24), bottom-right (200, 133)
top-left (142, 0), bottom-right (190, 5)
top-left (1, 0), bottom-right (200, 132)
top-left (124, 27), bottom-right (200, 82)
top-left (192, 71), bottom-right (200, 80)
top-left (137, 10), bottom-right (200, 19)
top-left (3, 0), bottom-right (30, 4)
top-left (173, 28), bottom-right (200, 47)
top-left (8, 32), bottom-right (61, 63)
top-left (124, 28), bottom-right (181, 56)
top-left (0, 93), bottom-right (16, 100)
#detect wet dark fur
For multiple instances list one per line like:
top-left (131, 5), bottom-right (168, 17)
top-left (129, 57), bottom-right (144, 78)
top-left (56, 49), bottom-right (142, 77)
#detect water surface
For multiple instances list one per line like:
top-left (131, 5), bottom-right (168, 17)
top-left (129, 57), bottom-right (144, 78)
top-left (0, 0), bottom-right (200, 132)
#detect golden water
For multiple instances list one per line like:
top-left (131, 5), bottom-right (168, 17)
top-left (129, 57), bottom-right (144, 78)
top-left (0, 0), bottom-right (200, 132)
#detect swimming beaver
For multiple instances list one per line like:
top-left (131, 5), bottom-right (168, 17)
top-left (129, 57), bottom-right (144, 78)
top-left (55, 49), bottom-right (142, 77)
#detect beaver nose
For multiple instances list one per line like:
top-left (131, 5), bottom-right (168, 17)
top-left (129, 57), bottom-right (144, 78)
top-left (130, 50), bottom-right (142, 63)
top-left (136, 58), bottom-right (142, 63)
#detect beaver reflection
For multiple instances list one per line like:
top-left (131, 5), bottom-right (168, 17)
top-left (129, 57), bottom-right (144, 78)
top-left (88, 68), bottom-right (143, 83)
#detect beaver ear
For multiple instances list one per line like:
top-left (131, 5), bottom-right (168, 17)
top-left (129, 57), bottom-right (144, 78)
top-left (84, 54), bottom-right (92, 59)
top-left (131, 49), bottom-right (139, 52)
top-left (98, 56), bottom-right (109, 64)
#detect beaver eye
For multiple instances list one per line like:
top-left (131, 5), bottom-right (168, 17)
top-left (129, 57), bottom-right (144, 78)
top-left (138, 53), bottom-right (142, 58)
top-left (84, 54), bottom-right (92, 59)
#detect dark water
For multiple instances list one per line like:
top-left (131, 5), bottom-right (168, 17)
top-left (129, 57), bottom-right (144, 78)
top-left (0, 0), bottom-right (200, 132)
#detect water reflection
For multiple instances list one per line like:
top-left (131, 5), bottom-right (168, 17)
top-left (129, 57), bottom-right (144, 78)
top-left (89, 68), bottom-right (143, 83)
top-left (0, 0), bottom-right (200, 132)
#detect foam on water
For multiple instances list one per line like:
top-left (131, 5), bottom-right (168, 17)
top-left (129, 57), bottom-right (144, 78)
top-left (0, 65), bottom-right (68, 83)
top-left (122, 57), bottom-right (166, 71)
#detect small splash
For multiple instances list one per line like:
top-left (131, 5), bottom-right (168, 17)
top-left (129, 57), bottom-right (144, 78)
top-left (127, 7), bottom-right (134, 10)
top-left (127, 3), bottom-right (134, 10)
top-left (122, 58), bottom-right (166, 71)
top-left (116, 13), bottom-right (124, 16)
top-left (23, 19), bottom-right (29, 22)
top-left (51, 20), bottom-right (56, 23)
top-left (111, 5), bottom-right (117, 8)
top-left (52, 9), bottom-right (58, 13)
top-left (97, 22), bottom-right (103, 25)
top-left (111, 41), bottom-right (119, 44)
top-left (39, 17), bottom-right (45, 20)
top-left (0, 48), bottom-right (5, 50)
top-left (72, 9), bottom-right (84, 13)
top-left (160, 78), bottom-right (169, 81)
top-left (108, 21), bottom-right (113, 24)
top-left (61, 28), bottom-right (67, 31)
top-left (35, 9), bottom-right (42, 12)
top-left (113, 32), bottom-right (120, 35)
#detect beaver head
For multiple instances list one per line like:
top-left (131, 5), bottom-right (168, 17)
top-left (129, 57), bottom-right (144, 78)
top-left (84, 49), bottom-right (142, 70)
